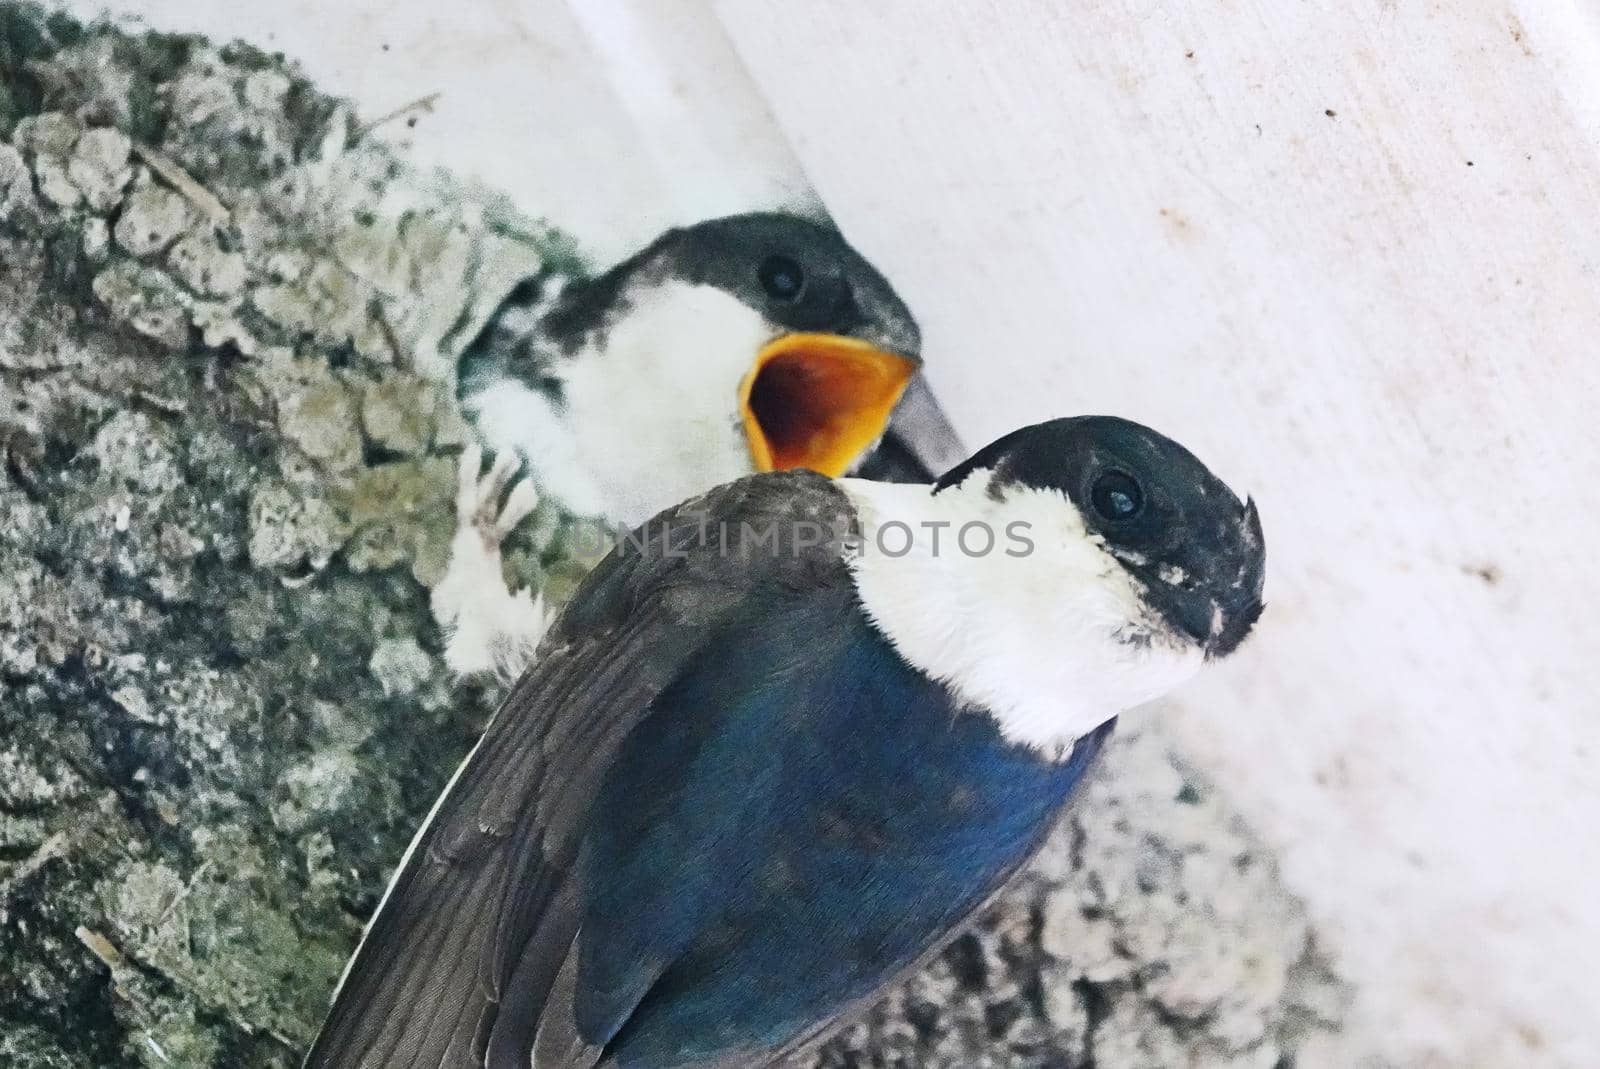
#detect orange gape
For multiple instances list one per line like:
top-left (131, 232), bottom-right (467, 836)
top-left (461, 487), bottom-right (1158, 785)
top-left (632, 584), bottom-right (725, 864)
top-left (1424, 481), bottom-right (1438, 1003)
top-left (740, 333), bottom-right (917, 476)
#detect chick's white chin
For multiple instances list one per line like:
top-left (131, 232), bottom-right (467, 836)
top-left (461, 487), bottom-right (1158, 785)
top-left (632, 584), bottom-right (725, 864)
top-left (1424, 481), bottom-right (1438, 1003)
top-left (839, 475), bottom-right (1205, 755)
top-left (467, 281), bottom-right (771, 526)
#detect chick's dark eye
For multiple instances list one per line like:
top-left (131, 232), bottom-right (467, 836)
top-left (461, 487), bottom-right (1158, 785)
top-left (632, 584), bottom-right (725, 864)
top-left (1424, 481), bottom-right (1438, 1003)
top-left (758, 254), bottom-right (805, 301)
top-left (1091, 471), bottom-right (1144, 521)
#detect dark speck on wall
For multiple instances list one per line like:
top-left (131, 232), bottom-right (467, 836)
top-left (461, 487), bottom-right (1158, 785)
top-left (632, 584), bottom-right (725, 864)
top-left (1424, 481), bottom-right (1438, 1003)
top-left (1463, 562), bottom-right (1502, 586)
top-left (1324, 108), bottom-right (1338, 118)
top-left (1508, 18), bottom-right (1535, 57)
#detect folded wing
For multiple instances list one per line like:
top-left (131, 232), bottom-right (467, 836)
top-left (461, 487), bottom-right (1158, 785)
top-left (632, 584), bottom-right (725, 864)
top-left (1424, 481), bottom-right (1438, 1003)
top-left (303, 471), bottom-right (856, 1069)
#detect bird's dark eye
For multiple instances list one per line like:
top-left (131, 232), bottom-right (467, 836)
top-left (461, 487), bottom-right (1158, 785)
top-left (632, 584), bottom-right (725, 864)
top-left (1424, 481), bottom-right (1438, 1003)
top-left (1091, 471), bottom-right (1144, 521)
top-left (758, 255), bottom-right (805, 301)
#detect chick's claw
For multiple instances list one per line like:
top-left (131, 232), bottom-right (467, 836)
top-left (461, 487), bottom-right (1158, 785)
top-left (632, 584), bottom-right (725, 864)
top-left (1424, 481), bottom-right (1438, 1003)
top-left (454, 445), bottom-right (523, 534)
top-left (496, 480), bottom-right (541, 542)
top-left (432, 446), bottom-right (553, 682)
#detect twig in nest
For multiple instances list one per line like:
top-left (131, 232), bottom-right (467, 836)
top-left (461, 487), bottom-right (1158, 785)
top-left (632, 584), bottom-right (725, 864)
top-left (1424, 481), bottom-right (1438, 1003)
top-left (131, 389), bottom-right (189, 417)
top-left (76, 925), bottom-right (129, 972)
top-left (154, 859), bottom-right (212, 928)
top-left (358, 92), bottom-right (442, 139)
top-left (0, 832), bottom-right (70, 904)
top-left (371, 299), bottom-right (411, 369)
top-left (133, 143), bottom-right (232, 228)
top-left (76, 927), bottom-right (175, 1063)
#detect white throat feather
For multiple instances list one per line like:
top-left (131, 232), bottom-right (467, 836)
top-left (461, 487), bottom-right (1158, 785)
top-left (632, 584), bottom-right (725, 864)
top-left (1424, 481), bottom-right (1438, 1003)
top-left (839, 473), bottom-right (1204, 755)
top-left (466, 281), bottom-right (772, 525)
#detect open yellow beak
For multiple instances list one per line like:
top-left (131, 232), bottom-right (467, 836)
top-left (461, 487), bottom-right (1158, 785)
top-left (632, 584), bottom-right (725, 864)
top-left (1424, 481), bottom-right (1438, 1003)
top-left (739, 333), bottom-right (918, 477)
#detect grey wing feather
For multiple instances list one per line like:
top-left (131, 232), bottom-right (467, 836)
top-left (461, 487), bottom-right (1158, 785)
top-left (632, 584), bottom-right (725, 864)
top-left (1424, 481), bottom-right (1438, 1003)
top-left (303, 471), bottom-right (856, 1069)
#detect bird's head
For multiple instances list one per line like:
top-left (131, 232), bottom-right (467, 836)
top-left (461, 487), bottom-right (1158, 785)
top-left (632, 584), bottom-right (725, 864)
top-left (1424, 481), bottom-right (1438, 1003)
top-left (544, 212), bottom-right (923, 479)
top-left (846, 415), bottom-right (1264, 751)
top-left (937, 415), bottom-right (1266, 660)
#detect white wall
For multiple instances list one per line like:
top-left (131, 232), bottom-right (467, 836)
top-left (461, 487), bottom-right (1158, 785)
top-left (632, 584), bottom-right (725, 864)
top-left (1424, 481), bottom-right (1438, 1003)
top-left (712, 4), bottom-right (1600, 1064)
top-left (49, 1), bottom-right (1600, 1065)
top-left (710, 5), bottom-right (1600, 1065)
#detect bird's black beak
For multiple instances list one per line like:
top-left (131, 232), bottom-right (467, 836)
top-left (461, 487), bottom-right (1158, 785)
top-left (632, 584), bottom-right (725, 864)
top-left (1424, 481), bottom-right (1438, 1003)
top-left (1145, 497), bottom-right (1266, 660)
top-left (740, 333), bottom-right (918, 477)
